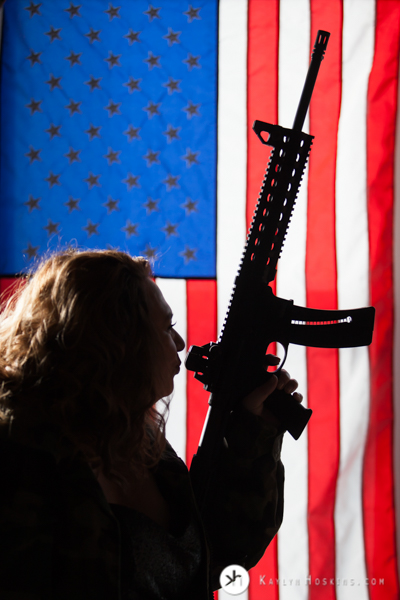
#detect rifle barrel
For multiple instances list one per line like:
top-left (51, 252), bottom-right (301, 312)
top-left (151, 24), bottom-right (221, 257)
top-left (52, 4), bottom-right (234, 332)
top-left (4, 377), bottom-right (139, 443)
top-left (292, 30), bottom-right (330, 131)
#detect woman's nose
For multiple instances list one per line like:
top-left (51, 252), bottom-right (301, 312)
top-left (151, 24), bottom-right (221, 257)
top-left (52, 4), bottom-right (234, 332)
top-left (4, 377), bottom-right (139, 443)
top-left (173, 329), bottom-right (185, 351)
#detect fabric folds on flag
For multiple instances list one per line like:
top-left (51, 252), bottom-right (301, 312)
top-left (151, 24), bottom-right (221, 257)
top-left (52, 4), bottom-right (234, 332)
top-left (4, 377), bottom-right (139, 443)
top-left (1, 2), bottom-right (400, 599)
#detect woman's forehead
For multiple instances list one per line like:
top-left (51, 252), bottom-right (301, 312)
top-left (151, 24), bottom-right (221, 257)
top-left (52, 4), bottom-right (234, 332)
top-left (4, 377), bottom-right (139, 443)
top-left (145, 279), bottom-right (172, 319)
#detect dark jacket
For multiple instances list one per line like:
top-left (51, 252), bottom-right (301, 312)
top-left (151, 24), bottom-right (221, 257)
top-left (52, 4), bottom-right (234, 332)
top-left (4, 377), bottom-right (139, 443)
top-left (0, 408), bottom-right (284, 599)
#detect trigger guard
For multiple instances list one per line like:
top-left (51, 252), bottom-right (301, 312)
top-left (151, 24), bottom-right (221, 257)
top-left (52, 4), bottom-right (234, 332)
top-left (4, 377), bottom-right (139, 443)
top-left (276, 344), bottom-right (288, 372)
top-left (266, 342), bottom-right (289, 373)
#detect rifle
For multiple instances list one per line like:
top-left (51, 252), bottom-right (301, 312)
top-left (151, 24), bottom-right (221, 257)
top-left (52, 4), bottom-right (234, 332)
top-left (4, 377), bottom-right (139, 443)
top-left (185, 31), bottom-right (375, 508)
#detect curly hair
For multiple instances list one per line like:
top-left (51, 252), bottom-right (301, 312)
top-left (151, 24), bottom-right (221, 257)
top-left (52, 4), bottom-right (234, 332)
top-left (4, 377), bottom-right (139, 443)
top-left (0, 249), bottom-right (169, 483)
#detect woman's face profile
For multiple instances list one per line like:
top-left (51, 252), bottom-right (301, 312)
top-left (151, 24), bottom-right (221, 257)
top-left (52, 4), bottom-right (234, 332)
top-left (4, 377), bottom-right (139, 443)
top-left (144, 278), bottom-right (185, 399)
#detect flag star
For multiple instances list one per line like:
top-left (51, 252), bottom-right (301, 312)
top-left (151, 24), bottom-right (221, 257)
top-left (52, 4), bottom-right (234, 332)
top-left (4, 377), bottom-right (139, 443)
top-left (27, 50), bottom-right (42, 66)
top-left (143, 149), bottom-right (160, 167)
top-left (85, 28), bottom-right (101, 43)
top-left (25, 195), bottom-right (41, 211)
top-left (65, 51), bottom-right (82, 67)
top-left (184, 5), bottom-right (201, 22)
top-left (143, 244), bottom-right (158, 260)
top-left (105, 100), bottom-right (121, 117)
top-left (26, 99), bottom-right (42, 115)
top-left (105, 4), bottom-right (121, 19)
top-left (105, 52), bottom-right (121, 68)
top-left (103, 196), bottom-right (120, 213)
top-left (84, 173), bottom-right (101, 188)
top-left (181, 197), bottom-right (198, 214)
top-left (182, 148), bottom-right (199, 167)
top-left (183, 100), bottom-right (200, 119)
top-left (144, 5), bottom-right (161, 21)
top-left (122, 220), bottom-right (139, 238)
top-left (143, 198), bottom-right (159, 214)
top-left (104, 148), bottom-right (121, 164)
top-left (124, 77), bottom-right (141, 93)
top-left (124, 125), bottom-right (140, 141)
top-left (25, 146), bottom-right (41, 163)
top-left (123, 173), bottom-right (140, 190)
top-left (143, 101), bottom-right (161, 118)
top-left (45, 26), bottom-right (62, 42)
top-left (144, 51), bottom-right (161, 70)
top-left (163, 77), bottom-right (181, 94)
top-left (25, 2), bottom-right (41, 18)
top-left (180, 246), bottom-right (197, 263)
top-left (163, 28), bottom-right (181, 46)
top-left (46, 124), bottom-right (61, 139)
top-left (65, 3), bottom-right (81, 18)
top-left (125, 29), bottom-right (141, 44)
top-left (46, 74), bottom-right (62, 90)
top-left (183, 53), bottom-right (200, 70)
top-left (65, 197), bottom-right (80, 212)
top-left (45, 171), bottom-right (61, 187)
top-left (83, 220), bottom-right (99, 237)
top-left (44, 219), bottom-right (60, 235)
top-left (163, 174), bottom-right (180, 191)
top-left (65, 99), bottom-right (81, 115)
top-left (24, 242), bottom-right (40, 259)
top-left (85, 124), bottom-right (101, 140)
top-left (85, 76), bottom-right (102, 91)
top-left (65, 147), bottom-right (81, 163)
top-left (163, 124), bottom-right (180, 143)
top-left (162, 221), bottom-right (178, 238)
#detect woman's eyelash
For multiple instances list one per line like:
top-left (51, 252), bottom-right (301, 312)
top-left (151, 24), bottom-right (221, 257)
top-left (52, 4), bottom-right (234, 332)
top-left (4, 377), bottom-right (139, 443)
top-left (169, 322), bottom-right (176, 330)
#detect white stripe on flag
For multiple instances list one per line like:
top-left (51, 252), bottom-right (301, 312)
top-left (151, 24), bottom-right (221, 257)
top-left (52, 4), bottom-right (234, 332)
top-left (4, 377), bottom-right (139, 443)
top-left (217, 0), bottom-right (248, 335)
top-left (155, 277), bottom-right (187, 462)
top-left (276, 3), bottom-right (310, 598)
top-left (217, 2), bottom-right (249, 599)
top-left (334, 1), bottom-right (375, 597)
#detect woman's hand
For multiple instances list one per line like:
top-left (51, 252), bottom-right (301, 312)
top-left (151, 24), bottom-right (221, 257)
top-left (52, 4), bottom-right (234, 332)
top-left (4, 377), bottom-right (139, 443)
top-left (242, 354), bottom-right (303, 425)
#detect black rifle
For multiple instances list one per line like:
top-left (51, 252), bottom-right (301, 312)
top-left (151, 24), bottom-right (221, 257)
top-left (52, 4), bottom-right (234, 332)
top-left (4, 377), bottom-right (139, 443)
top-left (185, 31), bottom-right (375, 508)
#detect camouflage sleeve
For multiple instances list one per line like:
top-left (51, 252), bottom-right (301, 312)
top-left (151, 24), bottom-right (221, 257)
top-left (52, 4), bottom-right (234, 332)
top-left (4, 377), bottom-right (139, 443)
top-left (192, 407), bottom-right (284, 589)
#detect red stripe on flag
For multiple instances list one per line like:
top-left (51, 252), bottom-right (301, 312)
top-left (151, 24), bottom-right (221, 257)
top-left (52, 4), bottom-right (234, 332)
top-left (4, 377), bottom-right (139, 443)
top-left (185, 279), bottom-right (217, 467)
top-left (0, 277), bottom-right (19, 294)
top-left (246, 0), bottom-right (279, 232)
top-left (365, 1), bottom-right (400, 597)
top-left (0, 277), bottom-right (21, 310)
top-left (306, 3), bottom-right (342, 598)
top-left (247, 1), bottom-right (280, 598)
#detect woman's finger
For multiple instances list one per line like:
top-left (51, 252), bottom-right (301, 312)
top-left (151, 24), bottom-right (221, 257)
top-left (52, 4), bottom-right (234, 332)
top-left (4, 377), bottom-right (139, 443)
top-left (282, 378), bottom-right (299, 395)
top-left (292, 392), bottom-right (303, 403)
top-left (242, 374), bottom-right (278, 415)
top-left (263, 354), bottom-right (281, 367)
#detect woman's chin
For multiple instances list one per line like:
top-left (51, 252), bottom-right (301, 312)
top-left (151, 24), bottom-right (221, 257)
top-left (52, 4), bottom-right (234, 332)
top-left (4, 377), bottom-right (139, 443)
top-left (156, 384), bottom-right (174, 400)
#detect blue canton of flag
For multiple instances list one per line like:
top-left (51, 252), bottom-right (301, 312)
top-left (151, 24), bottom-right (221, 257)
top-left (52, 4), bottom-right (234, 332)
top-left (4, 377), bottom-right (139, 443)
top-left (0, 0), bottom-right (217, 277)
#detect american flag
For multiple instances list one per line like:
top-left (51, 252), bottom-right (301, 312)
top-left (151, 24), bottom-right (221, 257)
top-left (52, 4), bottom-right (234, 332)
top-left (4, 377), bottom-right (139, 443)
top-left (0, 0), bottom-right (217, 277)
top-left (0, 1), bottom-right (399, 599)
